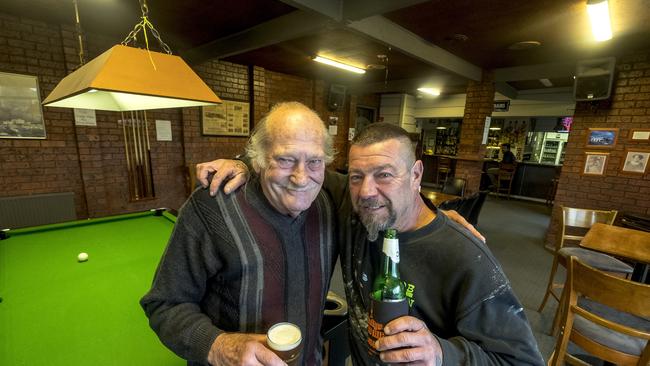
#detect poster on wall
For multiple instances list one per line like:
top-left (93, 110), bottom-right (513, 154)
top-left (201, 100), bottom-right (250, 137)
top-left (582, 152), bottom-right (609, 176)
top-left (0, 72), bottom-right (46, 139)
top-left (621, 150), bottom-right (650, 174)
top-left (585, 128), bottom-right (618, 148)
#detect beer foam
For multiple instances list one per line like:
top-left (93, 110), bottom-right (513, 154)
top-left (267, 323), bottom-right (301, 351)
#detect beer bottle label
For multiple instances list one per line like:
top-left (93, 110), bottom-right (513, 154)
top-left (367, 297), bottom-right (409, 358)
top-left (382, 238), bottom-right (399, 263)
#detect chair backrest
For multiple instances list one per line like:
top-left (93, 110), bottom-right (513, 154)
top-left (438, 193), bottom-right (479, 222)
top-left (467, 190), bottom-right (489, 226)
top-left (557, 206), bottom-right (617, 251)
top-left (437, 197), bottom-right (462, 212)
top-left (441, 177), bottom-right (466, 196)
top-left (499, 162), bottom-right (516, 172)
top-left (549, 257), bottom-right (650, 366)
top-left (438, 157), bottom-right (451, 171)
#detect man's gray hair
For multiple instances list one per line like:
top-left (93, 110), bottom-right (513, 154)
top-left (351, 122), bottom-right (416, 165)
top-left (245, 101), bottom-right (335, 169)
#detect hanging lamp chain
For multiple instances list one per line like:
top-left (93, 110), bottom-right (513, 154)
top-left (121, 0), bottom-right (171, 55)
top-left (72, 0), bottom-right (86, 65)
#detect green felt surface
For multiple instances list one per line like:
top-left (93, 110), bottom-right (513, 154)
top-left (0, 211), bottom-right (185, 366)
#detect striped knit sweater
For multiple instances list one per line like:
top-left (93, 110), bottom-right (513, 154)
top-left (141, 177), bottom-right (336, 365)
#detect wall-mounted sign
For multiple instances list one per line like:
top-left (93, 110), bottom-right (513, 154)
top-left (201, 100), bottom-right (250, 137)
top-left (493, 100), bottom-right (510, 112)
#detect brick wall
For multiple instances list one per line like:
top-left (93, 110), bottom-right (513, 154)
top-left (545, 49), bottom-right (650, 246)
top-left (0, 12), bottom-right (368, 221)
top-left (456, 72), bottom-right (494, 194)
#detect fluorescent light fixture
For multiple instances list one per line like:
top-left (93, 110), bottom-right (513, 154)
top-left (587, 0), bottom-right (612, 41)
top-left (417, 87), bottom-right (441, 96)
top-left (312, 56), bottom-right (365, 74)
top-left (43, 45), bottom-right (221, 111)
top-left (489, 127), bottom-right (502, 130)
top-left (436, 126), bottom-right (447, 130)
top-left (540, 78), bottom-right (553, 87)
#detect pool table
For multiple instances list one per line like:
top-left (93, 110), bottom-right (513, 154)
top-left (0, 209), bottom-right (185, 366)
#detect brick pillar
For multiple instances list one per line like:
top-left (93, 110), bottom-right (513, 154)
top-left (456, 71), bottom-right (494, 195)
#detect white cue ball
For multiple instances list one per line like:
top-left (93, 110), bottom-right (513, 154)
top-left (77, 252), bottom-right (89, 262)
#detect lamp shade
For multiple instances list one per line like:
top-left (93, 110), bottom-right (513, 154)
top-left (43, 45), bottom-right (221, 111)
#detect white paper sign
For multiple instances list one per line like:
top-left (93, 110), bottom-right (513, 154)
top-left (632, 131), bottom-right (650, 140)
top-left (155, 120), bottom-right (172, 141)
top-left (74, 108), bottom-right (96, 126)
top-left (482, 116), bottom-right (491, 144)
top-left (348, 128), bottom-right (356, 141)
top-left (329, 125), bottom-right (338, 135)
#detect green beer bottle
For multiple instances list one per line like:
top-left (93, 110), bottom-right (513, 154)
top-left (367, 228), bottom-right (409, 358)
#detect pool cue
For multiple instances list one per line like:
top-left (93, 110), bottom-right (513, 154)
top-left (121, 112), bottom-right (135, 200)
top-left (130, 111), bottom-right (141, 199)
top-left (142, 110), bottom-right (155, 197)
top-left (135, 111), bottom-right (146, 198)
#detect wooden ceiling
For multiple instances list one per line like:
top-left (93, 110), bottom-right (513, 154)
top-left (2, 0), bottom-right (649, 98)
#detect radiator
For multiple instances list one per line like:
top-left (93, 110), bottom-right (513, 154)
top-left (0, 192), bottom-right (77, 229)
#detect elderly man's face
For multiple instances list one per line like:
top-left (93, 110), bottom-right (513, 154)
top-left (348, 138), bottom-right (420, 241)
top-left (258, 119), bottom-right (326, 218)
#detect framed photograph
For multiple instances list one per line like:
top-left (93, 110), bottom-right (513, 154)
top-left (582, 152), bottom-right (609, 176)
top-left (201, 100), bottom-right (250, 137)
top-left (585, 128), bottom-right (618, 148)
top-left (630, 129), bottom-right (650, 141)
top-left (621, 150), bottom-right (650, 174)
top-left (0, 72), bottom-right (46, 139)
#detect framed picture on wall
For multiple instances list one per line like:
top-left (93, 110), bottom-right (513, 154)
top-left (630, 129), bottom-right (650, 141)
top-left (585, 128), bottom-right (618, 148)
top-left (582, 152), bottom-right (609, 176)
top-left (621, 150), bottom-right (650, 174)
top-left (0, 72), bottom-right (46, 139)
top-left (201, 99), bottom-right (250, 137)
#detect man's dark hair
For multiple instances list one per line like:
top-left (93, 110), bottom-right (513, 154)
top-left (351, 122), bottom-right (415, 164)
top-left (352, 122), bottom-right (411, 146)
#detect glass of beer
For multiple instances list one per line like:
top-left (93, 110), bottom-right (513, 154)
top-left (266, 322), bottom-right (303, 365)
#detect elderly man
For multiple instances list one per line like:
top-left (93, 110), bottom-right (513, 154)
top-left (198, 123), bottom-right (543, 365)
top-left (141, 102), bottom-right (337, 366)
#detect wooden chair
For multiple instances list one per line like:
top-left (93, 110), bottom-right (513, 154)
top-left (538, 206), bottom-right (633, 335)
top-left (548, 257), bottom-right (650, 366)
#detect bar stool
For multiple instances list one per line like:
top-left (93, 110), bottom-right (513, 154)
top-left (495, 163), bottom-right (515, 199)
top-left (436, 157), bottom-right (451, 186)
top-left (545, 178), bottom-right (559, 206)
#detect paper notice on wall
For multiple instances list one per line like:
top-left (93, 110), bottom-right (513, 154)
top-left (155, 120), bottom-right (172, 141)
top-left (329, 125), bottom-right (338, 135)
top-left (74, 108), bottom-right (96, 126)
top-left (348, 128), bottom-right (356, 141)
top-left (482, 116), bottom-right (491, 144)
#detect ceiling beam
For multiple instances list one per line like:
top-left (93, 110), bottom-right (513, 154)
top-left (279, 0), bottom-right (343, 21)
top-left (342, 0), bottom-right (430, 21)
top-left (518, 87), bottom-right (575, 102)
top-left (347, 16), bottom-right (482, 81)
top-left (279, 0), bottom-right (430, 22)
top-left (182, 11), bottom-right (331, 64)
top-left (493, 62), bottom-right (576, 82)
top-left (495, 82), bottom-right (518, 100)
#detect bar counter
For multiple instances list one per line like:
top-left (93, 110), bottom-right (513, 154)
top-left (421, 154), bottom-right (561, 200)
